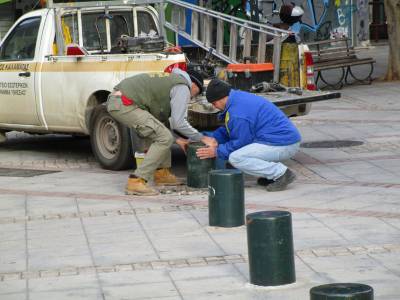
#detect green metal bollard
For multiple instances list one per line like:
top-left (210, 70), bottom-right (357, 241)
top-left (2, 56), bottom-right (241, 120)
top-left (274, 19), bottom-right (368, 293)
top-left (246, 211), bottom-right (296, 286)
top-left (310, 283), bottom-right (374, 300)
top-left (208, 169), bottom-right (244, 227)
top-left (187, 142), bottom-right (215, 188)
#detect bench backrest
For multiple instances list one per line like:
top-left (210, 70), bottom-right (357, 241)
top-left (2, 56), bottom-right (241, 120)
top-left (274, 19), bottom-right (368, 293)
top-left (307, 38), bottom-right (356, 62)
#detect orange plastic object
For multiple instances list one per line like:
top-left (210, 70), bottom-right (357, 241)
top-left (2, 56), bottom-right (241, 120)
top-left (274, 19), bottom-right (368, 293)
top-left (226, 63), bottom-right (274, 73)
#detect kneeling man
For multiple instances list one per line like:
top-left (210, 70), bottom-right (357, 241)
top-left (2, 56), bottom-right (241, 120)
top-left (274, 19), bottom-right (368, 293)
top-left (196, 79), bottom-right (301, 191)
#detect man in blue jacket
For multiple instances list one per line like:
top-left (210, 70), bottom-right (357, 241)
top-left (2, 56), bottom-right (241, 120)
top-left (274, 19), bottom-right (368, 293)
top-left (196, 79), bottom-right (301, 191)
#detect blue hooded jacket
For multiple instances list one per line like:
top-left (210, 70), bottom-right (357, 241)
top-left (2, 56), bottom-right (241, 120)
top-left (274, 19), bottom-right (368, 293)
top-left (211, 89), bottom-right (301, 160)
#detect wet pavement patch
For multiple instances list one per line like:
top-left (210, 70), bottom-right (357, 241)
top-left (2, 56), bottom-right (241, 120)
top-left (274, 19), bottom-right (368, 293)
top-left (301, 140), bottom-right (364, 148)
top-left (0, 168), bottom-right (60, 177)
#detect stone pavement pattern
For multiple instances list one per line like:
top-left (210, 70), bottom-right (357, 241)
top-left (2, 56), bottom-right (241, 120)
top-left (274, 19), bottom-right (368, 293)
top-left (0, 45), bottom-right (400, 299)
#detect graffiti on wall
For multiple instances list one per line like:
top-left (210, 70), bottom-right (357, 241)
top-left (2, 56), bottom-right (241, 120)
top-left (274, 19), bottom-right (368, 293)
top-left (262, 0), bottom-right (369, 44)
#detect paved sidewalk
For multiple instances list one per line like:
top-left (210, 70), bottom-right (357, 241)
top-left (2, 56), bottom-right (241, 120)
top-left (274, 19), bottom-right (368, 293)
top-left (1, 45), bottom-right (400, 299)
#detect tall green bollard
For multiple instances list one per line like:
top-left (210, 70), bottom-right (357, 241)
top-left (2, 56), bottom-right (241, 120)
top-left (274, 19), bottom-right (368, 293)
top-left (208, 169), bottom-right (244, 227)
top-left (187, 142), bottom-right (215, 188)
top-left (246, 211), bottom-right (295, 286)
top-left (310, 283), bottom-right (374, 300)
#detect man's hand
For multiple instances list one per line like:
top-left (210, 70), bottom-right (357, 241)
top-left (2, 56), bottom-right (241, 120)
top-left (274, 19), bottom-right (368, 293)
top-left (196, 146), bottom-right (217, 159)
top-left (176, 138), bottom-right (189, 154)
top-left (201, 136), bottom-right (218, 148)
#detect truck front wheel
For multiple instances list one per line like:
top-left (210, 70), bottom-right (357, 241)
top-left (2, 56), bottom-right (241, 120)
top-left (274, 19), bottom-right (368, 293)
top-left (90, 105), bottom-right (133, 170)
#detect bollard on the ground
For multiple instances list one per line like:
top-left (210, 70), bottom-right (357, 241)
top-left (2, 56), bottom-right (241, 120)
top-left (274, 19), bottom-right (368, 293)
top-left (310, 283), bottom-right (374, 300)
top-left (208, 169), bottom-right (244, 227)
top-left (246, 210), bottom-right (296, 286)
top-left (187, 142), bottom-right (215, 188)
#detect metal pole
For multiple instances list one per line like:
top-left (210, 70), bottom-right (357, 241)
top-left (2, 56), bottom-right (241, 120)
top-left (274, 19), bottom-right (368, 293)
top-left (310, 283), bottom-right (374, 299)
top-left (208, 170), bottom-right (244, 227)
top-left (246, 211), bottom-right (296, 286)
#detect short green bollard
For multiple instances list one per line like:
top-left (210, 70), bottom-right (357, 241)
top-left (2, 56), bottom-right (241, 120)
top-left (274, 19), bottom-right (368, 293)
top-left (310, 283), bottom-right (374, 300)
top-left (187, 142), bottom-right (215, 188)
top-left (246, 211), bottom-right (296, 286)
top-left (208, 169), bottom-right (244, 227)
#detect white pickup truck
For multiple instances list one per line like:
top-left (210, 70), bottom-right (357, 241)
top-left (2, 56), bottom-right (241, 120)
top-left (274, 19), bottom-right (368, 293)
top-left (0, 2), bottom-right (187, 170)
top-left (0, 0), bottom-right (340, 171)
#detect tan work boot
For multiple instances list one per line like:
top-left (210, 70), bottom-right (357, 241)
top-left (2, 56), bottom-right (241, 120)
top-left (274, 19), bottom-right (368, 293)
top-left (125, 177), bottom-right (159, 196)
top-left (154, 168), bottom-right (182, 186)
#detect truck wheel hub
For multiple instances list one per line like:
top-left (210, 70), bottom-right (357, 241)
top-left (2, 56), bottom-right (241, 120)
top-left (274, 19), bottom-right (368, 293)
top-left (97, 117), bottom-right (120, 159)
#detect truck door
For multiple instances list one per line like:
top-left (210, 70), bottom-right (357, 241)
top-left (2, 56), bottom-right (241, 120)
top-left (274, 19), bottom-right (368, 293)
top-left (0, 17), bottom-right (41, 125)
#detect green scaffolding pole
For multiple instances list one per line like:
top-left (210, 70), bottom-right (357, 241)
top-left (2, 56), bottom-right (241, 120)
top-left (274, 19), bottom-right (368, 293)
top-left (0, 0), bottom-right (12, 4)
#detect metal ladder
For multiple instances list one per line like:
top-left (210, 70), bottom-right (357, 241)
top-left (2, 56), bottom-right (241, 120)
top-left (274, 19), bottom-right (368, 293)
top-left (164, 0), bottom-right (292, 82)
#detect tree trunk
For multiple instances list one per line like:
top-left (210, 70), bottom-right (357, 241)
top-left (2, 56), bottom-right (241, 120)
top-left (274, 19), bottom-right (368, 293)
top-left (384, 0), bottom-right (400, 80)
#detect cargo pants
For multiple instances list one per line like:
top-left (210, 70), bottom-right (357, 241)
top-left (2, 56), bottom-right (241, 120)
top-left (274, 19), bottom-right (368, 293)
top-left (106, 93), bottom-right (174, 182)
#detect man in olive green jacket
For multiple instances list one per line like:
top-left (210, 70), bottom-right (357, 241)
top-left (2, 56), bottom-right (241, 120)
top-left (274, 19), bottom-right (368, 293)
top-left (107, 69), bottom-right (215, 196)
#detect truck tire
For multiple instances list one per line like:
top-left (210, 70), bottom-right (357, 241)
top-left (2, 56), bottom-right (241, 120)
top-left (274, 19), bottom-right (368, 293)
top-left (90, 105), bottom-right (133, 170)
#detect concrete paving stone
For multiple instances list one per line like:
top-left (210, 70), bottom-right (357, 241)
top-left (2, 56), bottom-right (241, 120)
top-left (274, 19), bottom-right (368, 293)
top-left (0, 194), bottom-right (26, 218)
top-left (313, 192), bottom-right (399, 212)
top-left (347, 246), bottom-right (368, 255)
top-left (132, 262), bottom-right (152, 270)
top-left (150, 261), bottom-right (170, 269)
top-left (300, 148), bottom-right (354, 162)
top-left (136, 211), bottom-right (202, 234)
top-left (186, 258), bottom-right (207, 266)
top-left (39, 270), bottom-right (60, 278)
top-left (206, 229), bottom-right (247, 255)
top-left (187, 210), bottom-right (208, 227)
top-left (150, 235), bottom-right (224, 260)
top-left (180, 290), bottom-right (257, 300)
top-left (21, 271), bottom-right (40, 279)
top-left (91, 245), bottom-right (158, 266)
top-left (0, 279), bottom-right (26, 294)
top-left (301, 255), bottom-right (397, 282)
top-left (304, 164), bottom-right (360, 182)
top-left (168, 259), bottom-right (188, 268)
top-left (362, 279), bottom-right (400, 299)
top-left (29, 254), bottom-right (92, 270)
top-left (175, 275), bottom-right (246, 297)
top-left (0, 240), bottom-right (25, 252)
top-left (367, 252), bottom-right (400, 276)
top-left (134, 297), bottom-right (181, 300)
top-left (324, 161), bottom-right (400, 184)
top-left (83, 222), bottom-right (143, 239)
top-left (30, 289), bottom-right (103, 300)
top-left (27, 196), bottom-right (77, 216)
top-left (311, 214), bottom-right (400, 245)
top-left (99, 269), bottom-right (171, 286)
top-left (0, 293), bottom-right (27, 300)
top-left (102, 282), bottom-right (179, 299)
top-left (0, 252), bottom-right (27, 273)
top-left (77, 199), bottom-right (131, 213)
top-left (0, 223), bottom-right (25, 244)
top-left (170, 264), bottom-right (241, 281)
top-left (293, 217), bottom-right (347, 249)
top-left (27, 218), bottom-right (84, 236)
top-left (29, 274), bottom-right (99, 292)
top-left (114, 264), bottom-right (133, 272)
top-left (96, 266), bottom-right (115, 273)
top-left (1, 272), bottom-right (22, 281)
top-left (380, 218), bottom-right (400, 230)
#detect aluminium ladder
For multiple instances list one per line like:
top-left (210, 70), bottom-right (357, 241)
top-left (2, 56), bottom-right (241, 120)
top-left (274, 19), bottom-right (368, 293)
top-left (164, 0), bottom-right (292, 82)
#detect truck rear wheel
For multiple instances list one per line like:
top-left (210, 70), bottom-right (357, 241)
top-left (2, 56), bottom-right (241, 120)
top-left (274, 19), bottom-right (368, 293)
top-left (90, 105), bottom-right (133, 170)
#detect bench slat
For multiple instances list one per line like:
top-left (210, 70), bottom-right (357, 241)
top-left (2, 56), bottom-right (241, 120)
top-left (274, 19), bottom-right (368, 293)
top-left (315, 58), bottom-right (375, 71)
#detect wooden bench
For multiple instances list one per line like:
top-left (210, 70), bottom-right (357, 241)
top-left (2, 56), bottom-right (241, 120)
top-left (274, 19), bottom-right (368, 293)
top-left (307, 38), bottom-right (375, 89)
